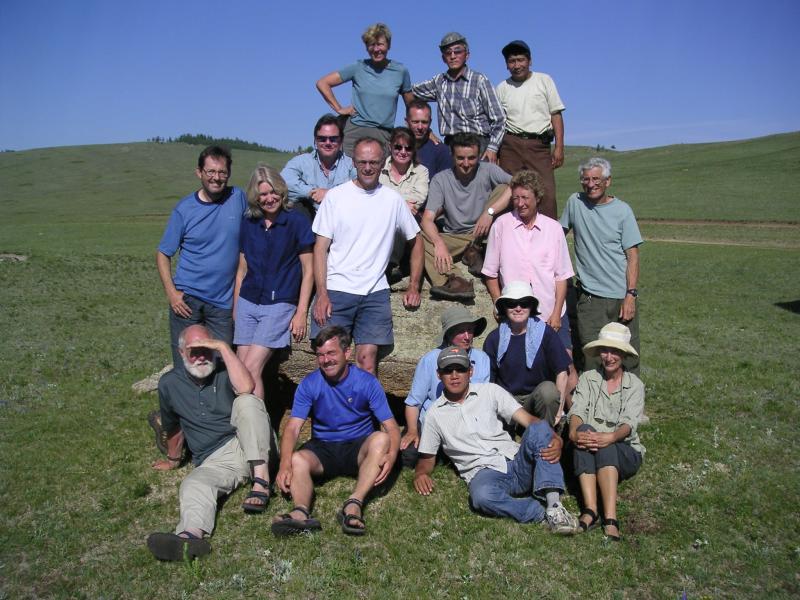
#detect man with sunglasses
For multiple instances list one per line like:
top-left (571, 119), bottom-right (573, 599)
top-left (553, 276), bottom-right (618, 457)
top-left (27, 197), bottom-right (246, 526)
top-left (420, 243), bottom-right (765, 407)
top-left (413, 347), bottom-right (579, 533)
top-left (411, 32), bottom-right (506, 164)
top-left (157, 145), bottom-right (246, 370)
top-left (281, 114), bottom-right (356, 220)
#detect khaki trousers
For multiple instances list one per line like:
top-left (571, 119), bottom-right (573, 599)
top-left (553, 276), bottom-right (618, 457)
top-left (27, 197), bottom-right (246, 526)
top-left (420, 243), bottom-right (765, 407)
top-left (176, 394), bottom-right (273, 534)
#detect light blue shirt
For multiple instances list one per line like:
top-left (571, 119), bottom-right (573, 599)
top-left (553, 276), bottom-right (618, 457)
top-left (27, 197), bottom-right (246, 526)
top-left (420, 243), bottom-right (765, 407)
top-left (405, 347), bottom-right (491, 426)
top-left (158, 188), bottom-right (246, 309)
top-left (280, 151), bottom-right (356, 210)
top-left (560, 193), bottom-right (643, 299)
top-left (339, 59), bottom-right (411, 129)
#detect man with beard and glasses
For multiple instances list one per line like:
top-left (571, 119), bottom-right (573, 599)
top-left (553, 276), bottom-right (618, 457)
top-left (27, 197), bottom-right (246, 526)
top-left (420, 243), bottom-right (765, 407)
top-left (281, 114), bottom-right (356, 221)
top-left (146, 325), bottom-right (275, 562)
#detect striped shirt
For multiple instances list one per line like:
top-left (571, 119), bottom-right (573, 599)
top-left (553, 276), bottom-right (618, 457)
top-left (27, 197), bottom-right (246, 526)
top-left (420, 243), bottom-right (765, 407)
top-left (418, 383), bottom-right (521, 483)
top-left (411, 66), bottom-right (506, 153)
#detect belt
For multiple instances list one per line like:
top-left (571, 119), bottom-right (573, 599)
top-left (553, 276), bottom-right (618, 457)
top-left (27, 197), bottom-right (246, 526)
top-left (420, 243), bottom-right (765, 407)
top-left (507, 130), bottom-right (554, 143)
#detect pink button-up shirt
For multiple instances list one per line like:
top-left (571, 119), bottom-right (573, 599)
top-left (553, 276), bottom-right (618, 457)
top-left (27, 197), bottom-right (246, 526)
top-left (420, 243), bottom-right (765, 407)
top-left (482, 211), bottom-right (574, 320)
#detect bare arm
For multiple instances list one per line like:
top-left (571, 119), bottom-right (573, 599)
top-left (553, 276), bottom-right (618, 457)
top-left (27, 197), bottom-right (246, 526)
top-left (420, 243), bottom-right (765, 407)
top-left (403, 233), bottom-right (423, 309)
top-left (316, 71), bottom-right (355, 116)
top-left (401, 405), bottom-right (421, 450)
top-left (156, 251), bottom-right (191, 318)
top-left (290, 251), bottom-right (314, 342)
top-left (413, 453), bottom-right (437, 495)
top-left (547, 278), bottom-right (567, 330)
top-left (186, 338), bottom-right (254, 394)
top-left (473, 184), bottom-right (512, 239)
top-left (275, 417), bottom-right (305, 493)
top-left (620, 246), bottom-right (640, 322)
top-left (233, 253), bottom-right (247, 320)
top-left (375, 418), bottom-right (402, 485)
top-left (551, 111), bottom-right (565, 169)
top-left (152, 428), bottom-right (185, 471)
top-left (312, 236), bottom-right (332, 326)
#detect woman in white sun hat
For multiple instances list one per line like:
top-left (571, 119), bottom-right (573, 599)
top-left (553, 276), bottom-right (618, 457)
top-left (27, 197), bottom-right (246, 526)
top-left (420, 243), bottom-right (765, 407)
top-left (568, 322), bottom-right (645, 541)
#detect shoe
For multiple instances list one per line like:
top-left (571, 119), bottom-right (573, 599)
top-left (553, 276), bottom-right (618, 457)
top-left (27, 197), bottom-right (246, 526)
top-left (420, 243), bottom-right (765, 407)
top-left (241, 477), bottom-right (271, 514)
top-left (638, 413), bottom-right (651, 426)
top-left (271, 506), bottom-right (322, 537)
top-left (430, 275), bottom-right (475, 301)
top-left (460, 242), bottom-right (485, 277)
top-left (336, 498), bottom-right (366, 536)
top-left (578, 508), bottom-right (599, 533)
top-left (545, 503), bottom-right (579, 535)
top-left (385, 264), bottom-right (405, 285)
top-left (147, 531), bottom-right (211, 561)
top-left (602, 517), bottom-right (622, 541)
top-left (147, 410), bottom-right (168, 456)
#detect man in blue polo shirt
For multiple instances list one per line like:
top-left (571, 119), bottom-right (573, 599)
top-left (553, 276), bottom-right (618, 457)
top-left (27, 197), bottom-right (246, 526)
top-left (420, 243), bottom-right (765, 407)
top-left (271, 326), bottom-right (401, 537)
top-left (157, 145), bottom-right (246, 369)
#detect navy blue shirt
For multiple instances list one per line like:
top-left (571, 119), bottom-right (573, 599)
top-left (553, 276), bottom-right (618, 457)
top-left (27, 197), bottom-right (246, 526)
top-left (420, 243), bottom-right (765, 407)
top-left (416, 136), bottom-right (452, 181)
top-left (483, 325), bottom-right (570, 396)
top-left (238, 208), bottom-right (315, 305)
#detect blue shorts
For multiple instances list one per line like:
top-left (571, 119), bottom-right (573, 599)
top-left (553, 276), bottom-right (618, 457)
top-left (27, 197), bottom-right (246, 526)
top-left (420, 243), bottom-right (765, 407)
top-left (233, 297), bottom-right (295, 348)
top-left (310, 288), bottom-right (393, 346)
top-left (557, 312), bottom-right (573, 351)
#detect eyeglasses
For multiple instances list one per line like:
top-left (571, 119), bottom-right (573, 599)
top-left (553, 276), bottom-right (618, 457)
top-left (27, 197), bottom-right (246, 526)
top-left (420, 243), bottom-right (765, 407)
top-left (442, 47), bottom-right (466, 56)
top-left (580, 176), bottom-right (606, 185)
top-left (355, 160), bottom-right (381, 168)
top-left (393, 144), bottom-right (412, 152)
top-left (439, 365), bottom-right (469, 374)
top-left (202, 169), bottom-right (229, 179)
top-left (316, 135), bottom-right (341, 144)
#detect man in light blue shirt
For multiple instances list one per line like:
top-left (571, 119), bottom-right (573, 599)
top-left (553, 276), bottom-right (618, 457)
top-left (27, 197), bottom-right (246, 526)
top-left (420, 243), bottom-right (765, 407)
top-left (401, 306), bottom-right (490, 467)
top-left (280, 114), bottom-right (356, 220)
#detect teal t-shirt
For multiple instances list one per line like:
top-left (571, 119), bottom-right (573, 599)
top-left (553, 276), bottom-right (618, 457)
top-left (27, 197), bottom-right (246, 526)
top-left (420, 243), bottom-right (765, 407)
top-left (338, 59), bottom-right (411, 129)
top-left (560, 193), bottom-right (643, 299)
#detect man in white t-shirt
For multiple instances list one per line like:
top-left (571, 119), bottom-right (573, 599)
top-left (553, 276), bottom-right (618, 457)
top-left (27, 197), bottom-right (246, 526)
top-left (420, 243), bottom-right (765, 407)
top-left (495, 40), bottom-right (565, 220)
top-left (312, 137), bottom-right (423, 374)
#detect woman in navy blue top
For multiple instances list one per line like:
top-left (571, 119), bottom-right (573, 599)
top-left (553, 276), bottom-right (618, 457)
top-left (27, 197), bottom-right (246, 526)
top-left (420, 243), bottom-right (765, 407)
top-left (234, 164), bottom-right (315, 401)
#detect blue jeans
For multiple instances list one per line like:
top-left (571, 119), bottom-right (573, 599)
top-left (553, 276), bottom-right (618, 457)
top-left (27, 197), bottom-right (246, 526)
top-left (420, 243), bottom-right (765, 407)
top-left (467, 421), bottom-right (565, 523)
top-left (169, 294), bottom-right (233, 368)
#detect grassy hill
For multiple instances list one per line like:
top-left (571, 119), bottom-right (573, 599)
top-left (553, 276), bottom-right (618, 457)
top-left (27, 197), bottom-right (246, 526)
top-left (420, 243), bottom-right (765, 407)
top-left (1, 134), bottom-right (799, 598)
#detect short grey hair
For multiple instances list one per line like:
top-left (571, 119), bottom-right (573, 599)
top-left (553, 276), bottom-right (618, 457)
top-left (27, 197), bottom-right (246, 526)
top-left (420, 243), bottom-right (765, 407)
top-left (578, 157), bottom-right (611, 179)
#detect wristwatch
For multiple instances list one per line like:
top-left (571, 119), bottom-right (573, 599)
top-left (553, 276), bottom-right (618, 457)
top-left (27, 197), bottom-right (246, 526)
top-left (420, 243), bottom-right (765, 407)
top-left (626, 288), bottom-right (638, 297)
top-left (486, 207), bottom-right (496, 217)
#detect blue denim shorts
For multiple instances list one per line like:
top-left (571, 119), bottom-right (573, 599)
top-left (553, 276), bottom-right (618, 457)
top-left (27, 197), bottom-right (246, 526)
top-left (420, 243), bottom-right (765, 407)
top-left (310, 288), bottom-right (393, 346)
top-left (233, 297), bottom-right (295, 348)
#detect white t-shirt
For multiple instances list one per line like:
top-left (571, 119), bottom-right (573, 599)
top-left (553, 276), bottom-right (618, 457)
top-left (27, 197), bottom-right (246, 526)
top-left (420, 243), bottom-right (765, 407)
top-left (496, 71), bottom-right (565, 135)
top-left (313, 180), bottom-right (420, 295)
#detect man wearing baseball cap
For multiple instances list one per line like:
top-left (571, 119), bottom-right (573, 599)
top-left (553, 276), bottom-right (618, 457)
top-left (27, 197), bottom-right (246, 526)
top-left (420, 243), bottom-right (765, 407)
top-left (413, 346), bottom-right (579, 533)
top-left (411, 32), bottom-right (506, 163)
top-left (401, 306), bottom-right (491, 467)
top-left (495, 40), bottom-right (565, 219)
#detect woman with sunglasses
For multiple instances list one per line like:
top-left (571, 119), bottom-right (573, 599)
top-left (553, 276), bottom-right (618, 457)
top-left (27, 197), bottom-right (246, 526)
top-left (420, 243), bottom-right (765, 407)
top-left (567, 322), bottom-right (645, 540)
top-left (317, 23), bottom-right (414, 157)
top-left (482, 281), bottom-right (572, 429)
top-left (233, 164), bottom-right (315, 404)
top-left (379, 127), bottom-right (430, 217)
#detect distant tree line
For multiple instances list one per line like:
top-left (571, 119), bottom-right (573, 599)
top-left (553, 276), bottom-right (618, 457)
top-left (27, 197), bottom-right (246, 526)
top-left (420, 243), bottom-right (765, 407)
top-left (147, 134), bottom-right (310, 154)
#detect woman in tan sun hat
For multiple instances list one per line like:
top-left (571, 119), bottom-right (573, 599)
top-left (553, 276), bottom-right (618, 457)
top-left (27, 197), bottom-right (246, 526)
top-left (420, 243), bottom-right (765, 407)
top-left (567, 322), bottom-right (645, 541)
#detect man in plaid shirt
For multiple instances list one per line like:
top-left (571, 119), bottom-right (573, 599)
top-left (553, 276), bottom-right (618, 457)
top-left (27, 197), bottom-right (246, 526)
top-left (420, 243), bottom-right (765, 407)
top-left (411, 32), bottom-right (506, 164)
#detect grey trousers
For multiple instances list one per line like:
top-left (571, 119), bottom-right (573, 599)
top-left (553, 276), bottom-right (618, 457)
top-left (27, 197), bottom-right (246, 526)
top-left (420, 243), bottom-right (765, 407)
top-left (514, 381), bottom-right (561, 427)
top-left (176, 394), bottom-right (273, 534)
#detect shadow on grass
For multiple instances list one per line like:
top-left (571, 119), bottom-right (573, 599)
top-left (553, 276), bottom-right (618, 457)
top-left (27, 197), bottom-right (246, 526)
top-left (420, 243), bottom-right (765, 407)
top-left (775, 300), bottom-right (800, 314)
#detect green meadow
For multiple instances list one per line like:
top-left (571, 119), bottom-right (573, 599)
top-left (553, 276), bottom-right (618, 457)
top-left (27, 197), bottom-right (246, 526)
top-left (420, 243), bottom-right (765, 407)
top-left (1, 133), bottom-right (799, 598)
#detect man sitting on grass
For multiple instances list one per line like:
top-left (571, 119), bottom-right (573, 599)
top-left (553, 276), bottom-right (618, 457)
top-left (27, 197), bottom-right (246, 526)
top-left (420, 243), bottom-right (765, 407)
top-left (271, 326), bottom-right (400, 537)
top-left (147, 324), bottom-right (274, 561)
top-left (413, 347), bottom-right (579, 533)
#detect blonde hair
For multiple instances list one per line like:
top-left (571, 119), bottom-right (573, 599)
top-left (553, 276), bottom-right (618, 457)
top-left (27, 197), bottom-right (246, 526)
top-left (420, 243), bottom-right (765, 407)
top-left (245, 163), bottom-right (289, 219)
top-left (362, 23), bottom-right (392, 48)
top-left (509, 169), bottom-right (545, 203)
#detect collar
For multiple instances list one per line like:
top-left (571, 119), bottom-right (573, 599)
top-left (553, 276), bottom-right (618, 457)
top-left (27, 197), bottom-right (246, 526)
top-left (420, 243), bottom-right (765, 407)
top-left (259, 208), bottom-right (289, 229)
top-left (381, 156), bottom-right (418, 181)
top-left (313, 149), bottom-right (344, 171)
top-left (511, 210), bottom-right (541, 230)
top-left (445, 65), bottom-right (472, 82)
top-left (435, 384), bottom-right (478, 408)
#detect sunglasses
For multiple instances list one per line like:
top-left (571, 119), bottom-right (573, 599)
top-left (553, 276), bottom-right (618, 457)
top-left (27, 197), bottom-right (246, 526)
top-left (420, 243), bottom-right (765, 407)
top-left (502, 300), bottom-right (535, 309)
top-left (439, 365), bottom-right (469, 374)
top-left (393, 144), bottom-right (412, 152)
top-left (316, 135), bottom-right (341, 143)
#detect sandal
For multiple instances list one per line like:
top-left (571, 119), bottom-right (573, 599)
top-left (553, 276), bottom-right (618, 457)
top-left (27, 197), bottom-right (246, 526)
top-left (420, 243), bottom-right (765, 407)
top-left (578, 508), bottom-right (599, 533)
top-left (147, 531), bottom-right (211, 561)
top-left (271, 506), bottom-right (322, 537)
top-left (602, 517), bottom-right (622, 541)
top-left (242, 477), bottom-right (271, 514)
top-left (336, 498), bottom-right (366, 536)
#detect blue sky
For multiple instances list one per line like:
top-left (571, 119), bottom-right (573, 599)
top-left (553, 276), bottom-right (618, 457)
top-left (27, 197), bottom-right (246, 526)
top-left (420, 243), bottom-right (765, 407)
top-left (1, 0), bottom-right (798, 151)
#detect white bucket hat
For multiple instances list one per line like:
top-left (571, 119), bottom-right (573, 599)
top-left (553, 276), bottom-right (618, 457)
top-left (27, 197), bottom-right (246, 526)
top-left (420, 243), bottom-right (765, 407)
top-left (582, 322), bottom-right (638, 357)
top-left (494, 280), bottom-right (540, 314)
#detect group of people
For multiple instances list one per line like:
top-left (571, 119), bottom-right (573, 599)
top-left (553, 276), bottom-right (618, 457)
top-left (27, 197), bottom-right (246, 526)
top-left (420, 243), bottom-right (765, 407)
top-left (145, 24), bottom-right (647, 562)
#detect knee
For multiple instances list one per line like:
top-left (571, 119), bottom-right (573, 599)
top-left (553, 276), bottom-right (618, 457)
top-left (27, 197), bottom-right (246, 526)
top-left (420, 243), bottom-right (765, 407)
top-left (577, 423), bottom-right (595, 433)
top-left (526, 420), bottom-right (552, 444)
top-left (367, 431), bottom-right (390, 455)
top-left (232, 393), bottom-right (267, 422)
top-left (290, 451), bottom-right (312, 474)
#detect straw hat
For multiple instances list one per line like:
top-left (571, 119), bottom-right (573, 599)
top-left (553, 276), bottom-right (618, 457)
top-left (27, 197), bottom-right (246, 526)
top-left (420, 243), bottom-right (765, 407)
top-left (582, 322), bottom-right (638, 357)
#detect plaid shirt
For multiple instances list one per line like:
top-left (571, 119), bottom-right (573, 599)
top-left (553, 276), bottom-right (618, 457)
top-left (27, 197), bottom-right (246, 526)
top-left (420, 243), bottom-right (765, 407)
top-left (412, 66), bottom-right (506, 152)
